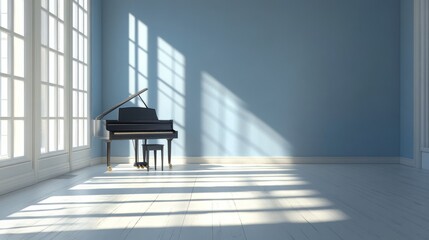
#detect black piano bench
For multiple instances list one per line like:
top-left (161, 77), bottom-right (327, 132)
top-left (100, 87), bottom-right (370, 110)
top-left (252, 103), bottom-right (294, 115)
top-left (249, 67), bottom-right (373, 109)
top-left (142, 144), bottom-right (164, 171)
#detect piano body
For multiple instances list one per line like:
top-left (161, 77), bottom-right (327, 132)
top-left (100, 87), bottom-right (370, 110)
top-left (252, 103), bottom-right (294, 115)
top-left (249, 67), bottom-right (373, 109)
top-left (94, 88), bottom-right (178, 171)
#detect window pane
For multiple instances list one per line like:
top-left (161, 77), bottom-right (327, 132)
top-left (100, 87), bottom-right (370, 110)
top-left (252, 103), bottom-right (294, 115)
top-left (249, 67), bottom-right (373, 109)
top-left (72, 30), bottom-right (77, 59)
top-left (41, 84), bottom-right (47, 117)
top-left (48, 119), bottom-right (56, 151)
top-left (0, 0), bottom-right (8, 29)
top-left (79, 92), bottom-right (83, 117)
top-left (14, 0), bottom-right (24, 36)
top-left (79, 63), bottom-right (83, 90)
top-left (49, 51), bottom-right (56, 84)
top-left (58, 54), bottom-right (64, 86)
top-left (83, 12), bottom-right (87, 36)
top-left (48, 15), bottom-right (57, 50)
top-left (83, 37), bottom-right (87, 64)
top-left (83, 119), bottom-right (87, 145)
top-left (79, 8), bottom-right (83, 32)
top-left (0, 120), bottom-right (8, 159)
top-left (0, 31), bottom-right (9, 74)
top-left (83, 0), bottom-right (88, 11)
top-left (58, 119), bottom-right (64, 150)
top-left (48, 86), bottom-right (56, 117)
top-left (13, 120), bottom-right (24, 157)
top-left (83, 65), bottom-right (87, 91)
top-left (58, 22), bottom-right (64, 53)
top-left (72, 91), bottom-right (77, 117)
top-left (83, 92), bottom-right (87, 118)
top-left (58, 87), bottom-right (64, 117)
top-left (41, 0), bottom-right (47, 9)
top-left (79, 119), bottom-right (83, 146)
top-left (78, 34), bottom-right (83, 61)
top-left (72, 119), bottom-right (77, 147)
top-left (0, 77), bottom-right (8, 117)
top-left (72, 3), bottom-right (77, 29)
top-left (41, 47), bottom-right (48, 82)
top-left (72, 60), bottom-right (78, 89)
top-left (13, 37), bottom-right (24, 78)
top-left (41, 10), bottom-right (48, 46)
top-left (13, 79), bottom-right (24, 117)
top-left (41, 119), bottom-right (47, 153)
top-left (49, 0), bottom-right (57, 15)
top-left (58, 0), bottom-right (64, 20)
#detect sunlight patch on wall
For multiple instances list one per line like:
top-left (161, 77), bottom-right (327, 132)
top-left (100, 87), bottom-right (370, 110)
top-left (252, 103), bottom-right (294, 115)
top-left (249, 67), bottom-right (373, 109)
top-left (128, 13), bottom-right (148, 105)
top-left (201, 72), bottom-right (291, 156)
top-left (128, 13), bottom-right (149, 156)
top-left (157, 37), bottom-right (186, 156)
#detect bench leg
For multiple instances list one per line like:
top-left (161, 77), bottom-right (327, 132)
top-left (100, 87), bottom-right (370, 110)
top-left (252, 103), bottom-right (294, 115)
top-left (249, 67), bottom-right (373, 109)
top-left (154, 150), bottom-right (157, 171)
top-left (161, 148), bottom-right (164, 171)
top-left (146, 149), bottom-right (149, 172)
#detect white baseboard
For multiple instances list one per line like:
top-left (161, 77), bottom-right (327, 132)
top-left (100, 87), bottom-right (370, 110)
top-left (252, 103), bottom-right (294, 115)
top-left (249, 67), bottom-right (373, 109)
top-left (0, 157), bottom-right (103, 196)
top-left (70, 156), bottom-right (103, 170)
top-left (106, 156), bottom-right (400, 165)
top-left (91, 157), bottom-right (104, 165)
top-left (38, 162), bottom-right (70, 181)
top-left (184, 156), bottom-right (400, 164)
top-left (0, 161), bottom-right (36, 195)
top-left (0, 172), bottom-right (36, 196)
top-left (400, 157), bottom-right (416, 167)
top-left (422, 152), bottom-right (429, 170)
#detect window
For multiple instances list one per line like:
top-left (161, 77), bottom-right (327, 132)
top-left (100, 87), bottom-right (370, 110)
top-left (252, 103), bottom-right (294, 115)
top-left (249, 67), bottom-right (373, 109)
top-left (0, 0), bottom-right (90, 163)
top-left (0, 0), bottom-right (26, 160)
top-left (40, 0), bottom-right (65, 154)
top-left (72, 0), bottom-right (89, 148)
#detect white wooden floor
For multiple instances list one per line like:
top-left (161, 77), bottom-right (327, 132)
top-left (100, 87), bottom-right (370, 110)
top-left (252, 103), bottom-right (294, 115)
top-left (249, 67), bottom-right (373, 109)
top-left (1, 163), bottom-right (429, 240)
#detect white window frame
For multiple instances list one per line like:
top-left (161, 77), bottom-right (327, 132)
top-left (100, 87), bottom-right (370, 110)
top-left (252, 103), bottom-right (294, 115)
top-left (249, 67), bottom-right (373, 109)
top-left (0, 0), bottom-right (33, 167)
top-left (0, 0), bottom-right (91, 167)
top-left (72, 0), bottom-right (90, 151)
top-left (39, 0), bottom-right (67, 157)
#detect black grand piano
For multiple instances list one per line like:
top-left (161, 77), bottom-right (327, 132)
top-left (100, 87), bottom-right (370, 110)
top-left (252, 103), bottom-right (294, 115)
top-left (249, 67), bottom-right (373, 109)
top-left (94, 88), bottom-right (178, 171)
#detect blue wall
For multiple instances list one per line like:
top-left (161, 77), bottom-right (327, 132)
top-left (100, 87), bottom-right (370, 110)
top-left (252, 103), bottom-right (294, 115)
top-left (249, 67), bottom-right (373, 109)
top-left (99, 0), bottom-right (401, 157)
top-left (90, 0), bottom-right (103, 157)
top-left (400, 0), bottom-right (414, 159)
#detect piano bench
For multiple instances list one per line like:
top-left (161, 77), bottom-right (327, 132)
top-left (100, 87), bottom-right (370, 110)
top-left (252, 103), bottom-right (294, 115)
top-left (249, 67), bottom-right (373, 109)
top-left (142, 144), bottom-right (164, 171)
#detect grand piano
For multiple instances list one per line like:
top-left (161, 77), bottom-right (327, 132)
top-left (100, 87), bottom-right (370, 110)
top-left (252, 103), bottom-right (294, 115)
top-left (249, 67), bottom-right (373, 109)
top-left (94, 88), bottom-right (178, 171)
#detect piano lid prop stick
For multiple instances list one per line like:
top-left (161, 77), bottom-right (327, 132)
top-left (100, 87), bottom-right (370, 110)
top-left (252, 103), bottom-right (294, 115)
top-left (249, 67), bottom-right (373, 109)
top-left (138, 95), bottom-right (148, 108)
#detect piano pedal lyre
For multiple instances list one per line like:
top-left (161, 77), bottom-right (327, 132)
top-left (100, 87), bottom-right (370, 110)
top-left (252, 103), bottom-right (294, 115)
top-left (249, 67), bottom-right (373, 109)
top-left (134, 162), bottom-right (147, 169)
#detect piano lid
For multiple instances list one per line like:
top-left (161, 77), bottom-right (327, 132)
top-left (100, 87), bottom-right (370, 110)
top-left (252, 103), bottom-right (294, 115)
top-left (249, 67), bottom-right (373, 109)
top-left (95, 88), bottom-right (148, 120)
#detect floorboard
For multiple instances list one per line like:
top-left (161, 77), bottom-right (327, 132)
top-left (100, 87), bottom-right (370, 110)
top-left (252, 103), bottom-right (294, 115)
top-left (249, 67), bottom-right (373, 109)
top-left (1, 163), bottom-right (429, 240)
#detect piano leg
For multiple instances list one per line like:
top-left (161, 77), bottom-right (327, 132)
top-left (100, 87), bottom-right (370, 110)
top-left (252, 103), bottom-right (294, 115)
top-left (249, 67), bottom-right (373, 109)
top-left (106, 140), bottom-right (112, 171)
top-left (167, 139), bottom-right (172, 169)
top-left (135, 139), bottom-right (139, 167)
top-left (143, 139), bottom-right (147, 167)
